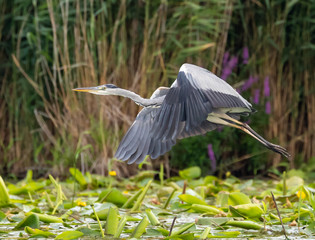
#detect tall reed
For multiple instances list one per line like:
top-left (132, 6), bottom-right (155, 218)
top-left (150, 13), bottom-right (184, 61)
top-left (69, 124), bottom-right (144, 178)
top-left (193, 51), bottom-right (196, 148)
top-left (1, 0), bottom-right (228, 177)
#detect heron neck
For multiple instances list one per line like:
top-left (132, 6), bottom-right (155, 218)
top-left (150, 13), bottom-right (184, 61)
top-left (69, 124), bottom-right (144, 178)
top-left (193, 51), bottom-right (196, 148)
top-left (110, 88), bottom-right (163, 107)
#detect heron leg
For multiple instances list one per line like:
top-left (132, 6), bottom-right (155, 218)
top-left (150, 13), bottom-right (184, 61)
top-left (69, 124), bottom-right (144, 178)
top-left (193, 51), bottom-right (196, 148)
top-left (207, 112), bottom-right (291, 159)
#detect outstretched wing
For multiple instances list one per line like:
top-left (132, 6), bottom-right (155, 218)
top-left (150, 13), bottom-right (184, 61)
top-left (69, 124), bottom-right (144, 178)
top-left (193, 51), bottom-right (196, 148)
top-left (152, 63), bottom-right (253, 140)
top-left (115, 63), bottom-right (254, 164)
top-left (115, 87), bottom-right (176, 164)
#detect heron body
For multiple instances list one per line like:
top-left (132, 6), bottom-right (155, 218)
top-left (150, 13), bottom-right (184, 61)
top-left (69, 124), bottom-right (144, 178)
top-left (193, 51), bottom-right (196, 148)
top-left (74, 63), bottom-right (290, 164)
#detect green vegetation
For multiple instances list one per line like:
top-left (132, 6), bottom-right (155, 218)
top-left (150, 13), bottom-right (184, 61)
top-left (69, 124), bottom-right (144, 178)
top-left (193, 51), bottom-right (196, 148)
top-left (0, 168), bottom-right (314, 238)
top-left (0, 0), bottom-right (314, 177)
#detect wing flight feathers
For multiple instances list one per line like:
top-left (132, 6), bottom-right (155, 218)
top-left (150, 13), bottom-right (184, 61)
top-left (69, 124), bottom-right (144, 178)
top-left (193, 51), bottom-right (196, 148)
top-left (115, 63), bottom-right (254, 164)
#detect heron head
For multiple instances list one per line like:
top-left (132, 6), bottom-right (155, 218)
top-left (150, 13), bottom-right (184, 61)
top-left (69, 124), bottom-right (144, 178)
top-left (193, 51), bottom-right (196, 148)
top-left (73, 84), bottom-right (118, 95)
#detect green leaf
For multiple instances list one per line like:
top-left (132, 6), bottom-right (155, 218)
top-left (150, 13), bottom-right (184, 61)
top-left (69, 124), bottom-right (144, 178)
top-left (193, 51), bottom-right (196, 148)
top-left (25, 226), bottom-right (55, 238)
top-left (69, 168), bottom-right (87, 187)
top-left (97, 188), bottom-right (127, 206)
top-left (131, 216), bottom-right (149, 238)
top-left (225, 220), bottom-right (263, 230)
top-left (178, 194), bottom-right (207, 205)
top-left (114, 215), bottom-right (127, 238)
top-left (105, 206), bottom-right (119, 235)
top-left (145, 209), bottom-right (160, 226)
top-left (179, 167), bottom-right (201, 179)
top-left (208, 231), bottom-right (241, 238)
top-left (228, 192), bottom-right (251, 206)
top-left (15, 214), bottom-right (40, 230)
top-left (197, 217), bottom-right (230, 226)
top-left (216, 192), bottom-right (229, 207)
top-left (200, 226), bottom-right (211, 239)
top-left (55, 230), bottom-right (84, 240)
top-left (93, 208), bottom-right (109, 220)
top-left (8, 181), bottom-right (46, 195)
top-left (0, 176), bottom-right (11, 205)
top-left (0, 211), bottom-right (5, 221)
top-left (131, 180), bottom-right (153, 211)
top-left (191, 204), bottom-right (221, 215)
top-left (76, 227), bottom-right (101, 237)
top-left (171, 222), bottom-right (195, 236)
top-left (229, 204), bottom-right (264, 219)
top-left (25, 212), bottom-right (63, 223)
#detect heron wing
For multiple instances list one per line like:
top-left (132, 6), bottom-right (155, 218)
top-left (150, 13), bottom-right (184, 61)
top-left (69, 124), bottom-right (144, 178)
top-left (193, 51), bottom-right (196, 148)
top-left (177, 121), bottom-right (219, 139)
top-left (115, 88), bottom-right (177, 164)
top-left (152, 63), bottom-right (253, 140)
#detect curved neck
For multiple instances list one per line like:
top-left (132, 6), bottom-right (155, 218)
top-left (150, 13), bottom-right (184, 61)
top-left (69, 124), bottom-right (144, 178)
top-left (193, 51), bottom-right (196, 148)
top-left (108, 88), bottom-right (163, 107)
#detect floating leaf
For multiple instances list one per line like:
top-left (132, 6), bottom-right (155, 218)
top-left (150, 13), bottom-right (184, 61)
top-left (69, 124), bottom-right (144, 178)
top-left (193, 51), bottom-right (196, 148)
top-left (15, 214), bottom-right (40, 230)
top-left (191, 204), bottom-right (221, 215)
top-left (171, 222), bottom-right (195, 237)
top-left (200, 226), bottom-right (211, 239)
top-left (0, 177), bottom-right (10, 206)
top-left (114, 215), bottom-right (127, 238)
top-left (93, 208), bottom-right (109, 220)
top-left (179, 167), bottom-right (201, 179)
top-left (69, 168), bottom-right (87, 187)
top-left (25, 226), bottom-right (55, 238)
top-left (216, 192), bottom-right (229, 207)
top-left (0, 211), bottom-right (5, 221)
top-left (105, 206), bottom-right (119, 235)
top-left (25, 212), bottom-right (63, 223)
top-left (55, 230), bottom-right (84, 240)
top-left (130, 216), bottom-right (149, 238)
top-left (8, 181), bottom-right (46, 195)
top-left (225, 220), bottom-right (263, 230)
top-left (97, 188), bottom-right (127, 206)
top-left (207, 231), bottom-right (241, 238)
top-left (145, 209), bottom-right (160, 226)
top-left (229, 204), bottom-right (264, 219)
top-left (228, 192), bottom-right (251, 206)
top-left (178, 194), bottom-right (207, 205)
top-left (197, 217), bottom-right (230, 226)
top-left (76, 227), bottom-right (101, 237)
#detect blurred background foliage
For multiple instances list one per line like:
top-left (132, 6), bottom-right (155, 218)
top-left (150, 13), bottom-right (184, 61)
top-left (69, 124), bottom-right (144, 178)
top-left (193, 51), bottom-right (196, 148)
top-left (0, 0), bottom-right (314, 178)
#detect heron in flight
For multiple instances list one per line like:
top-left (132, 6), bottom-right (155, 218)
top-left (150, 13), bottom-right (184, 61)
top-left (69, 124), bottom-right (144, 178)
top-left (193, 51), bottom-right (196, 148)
top-left (73, 63), bottom-right (290, 164)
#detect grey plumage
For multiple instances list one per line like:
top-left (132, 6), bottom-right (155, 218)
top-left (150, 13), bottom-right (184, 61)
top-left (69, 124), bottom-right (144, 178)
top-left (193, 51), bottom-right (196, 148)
top-left (73, 63), bottom-right (290, 164)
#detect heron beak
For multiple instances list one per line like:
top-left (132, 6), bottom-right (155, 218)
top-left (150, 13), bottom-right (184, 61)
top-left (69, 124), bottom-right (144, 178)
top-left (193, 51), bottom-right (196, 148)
top-left (72, 86), bottom-right (102, 93)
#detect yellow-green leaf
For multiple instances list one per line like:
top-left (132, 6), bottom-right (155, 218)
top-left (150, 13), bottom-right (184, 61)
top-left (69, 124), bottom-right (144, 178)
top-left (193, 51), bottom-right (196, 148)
top-left (15, 214), bottom-right (40, 230)
top-left (229, 204), bottom-right (264, 219)
top-left (0, 176), bottom-right (10, 206)
top-left (69, 168), bottom-right (87, 187)
top-left (226, 220), bottom-right (263, 230)
top-left (179, 167), bottom-right (201, 179)
top-left (105, 206), bottom-right (119, 235)
top-left (131, 216), bottom-right (149, 238)
top-left (25, 212), bottom-right (63, 223)
top-left (228, 192), bottom-right (251, 206)
top-left (191, 204), bottom-right (221, 215)
top-left (55, 230), bottom-right (84, 240)
top-left (178, 194), bottom-right (207, 205)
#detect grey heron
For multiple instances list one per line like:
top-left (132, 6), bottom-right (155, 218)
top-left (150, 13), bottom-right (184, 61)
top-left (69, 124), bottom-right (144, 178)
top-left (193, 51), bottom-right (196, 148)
top-left (73, 63), bottom-right (290, 164)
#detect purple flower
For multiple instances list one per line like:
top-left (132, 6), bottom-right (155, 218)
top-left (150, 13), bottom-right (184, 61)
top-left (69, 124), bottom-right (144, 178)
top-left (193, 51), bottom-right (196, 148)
top-left (207, 144), bottom-right (216, 172)
top-left (265, 101), bottom-right (271, 114)
top-left (253, 89), bottom-right (260, 104)
top-left (221, 68), bottom-right (232, 81)
top-left (264, 76), bottom-right (270, 97)
top-left (241, 75), bottom-right (258, 92)
top-left (229, 56), bottom-right (238, 69)
top-left (242, 47), bottom-right (249, 64)
top-left (221, 55), bottom-right (238, 80)
top-left (223, 52), bottom-right (229, 66)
